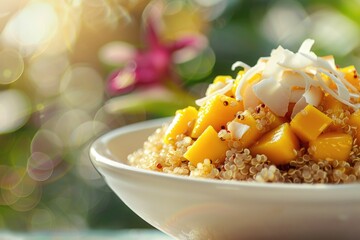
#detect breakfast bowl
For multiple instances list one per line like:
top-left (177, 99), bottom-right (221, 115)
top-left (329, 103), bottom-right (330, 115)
top-left (90, 117), bottom-right (360, 240)
top-left (90, 39), bottom-right (360, 239)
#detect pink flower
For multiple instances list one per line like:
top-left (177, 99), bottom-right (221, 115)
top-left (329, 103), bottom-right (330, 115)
top-left (105, 17), bottom-right (206, 96)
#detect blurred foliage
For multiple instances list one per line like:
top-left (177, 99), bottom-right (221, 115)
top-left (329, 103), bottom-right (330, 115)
top-left (1, 0), bottom-right (360, 232)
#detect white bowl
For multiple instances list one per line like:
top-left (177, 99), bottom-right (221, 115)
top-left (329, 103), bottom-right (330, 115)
top-left (90, 118), bottom-right (360, 239)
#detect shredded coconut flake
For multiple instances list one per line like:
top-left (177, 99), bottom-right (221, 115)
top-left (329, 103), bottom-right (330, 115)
top-left (252, 76), bottom-right (291, 116)
top-left (303, 86), bottom-right (323, 107)
top-left (291, 96), bottom-right (307, 118)
top-left (231, 61), bottom-right (251, 71)
top-left (298, 38), bottom-right (315, 54)
top-left (196, 38), bottom-right (360, 115)
top-left (235, 62), bottom-right (266, 101)
top-left (196, 80), bottom-right (234, 106)
top-left (228, 121), bottom-right (250, 139)
top-left (205, 81), bottom-right (226, 96)
top-left (289, 89), bottom-right (305, 103)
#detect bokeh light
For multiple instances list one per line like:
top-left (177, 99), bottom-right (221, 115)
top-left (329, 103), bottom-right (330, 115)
top-left (31, 129), bottom-right (63, 160)
top-left (2, 1), bottom-right (59, 56)
top-left (59, 66), bottom-right (104, 111)
top-left (0, 0), bottom-right (23, 18)
top-left (10, 185), bottom-right (41, 212)
top-left (177, 47), bottom-right (215, 81)
top-left (28, 53), bottom-right (69, 97)
top-left (11, 171), bottom-right (37, 199)
top-left (76, 144), bottom-right (106, 188)
top-left (310, 9), bottom-right (360, 56)
top-left (261, 1), bottom-right (308, 46)
top-left (98, 41), bottom-right (136, 67)
top-left (81, 0), bottom-right (133, 30)
top-left (0, 89), bottom-right (31, 134)
top-left (27, 152), bottom-right (55, 182)
top-left (30, 208), bottom-right (55, 230)
top-left (0, 166), bottom-right (40, 214)
top-left (70, 121), bottom-right (108, 148)
top-left (0, 49), bottom-right (24, 84)
top-left (52, 109), bottom-right (92, 147)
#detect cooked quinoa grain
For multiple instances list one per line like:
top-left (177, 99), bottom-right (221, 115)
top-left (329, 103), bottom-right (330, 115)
top-left (127, 124), bottom-right (360, 184)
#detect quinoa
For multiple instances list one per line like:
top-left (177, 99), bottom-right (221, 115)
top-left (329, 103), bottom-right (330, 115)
top-left (128, 122), bottom-right (360, 184)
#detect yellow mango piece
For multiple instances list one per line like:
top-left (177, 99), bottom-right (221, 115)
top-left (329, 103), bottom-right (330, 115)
top-left (184, 125), bottom-right (229, 166)
top-left (308, 132), bottom-right (353, 162)
top-left (290, 104), bottom-right (332, 142)
top-left (339, 65), bottom-right (360, 91)
top-left (231, 110), bottom-right (263, 149)
top-left (321, 93), bottom-right (344, 113)
top-left (213, 75), bottom-right (232, 84)
top-left (263, 108), bottom-right (287, 131)
top-left (321, 94), bottom-right (347, 132)
top-left (348, 110), bottom-right (360, 144)
top-left (191, 94), bottom-right (243, 138)
top-left (325, 65), bottom-right (360, 91)
top-left (250, 123), bottom-right (300, 165)
top-left (163, 106), bottom-right (198, 144)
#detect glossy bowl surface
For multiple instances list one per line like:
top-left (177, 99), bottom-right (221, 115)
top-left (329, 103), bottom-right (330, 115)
top-left (90, 118), bottom-right (360, 239)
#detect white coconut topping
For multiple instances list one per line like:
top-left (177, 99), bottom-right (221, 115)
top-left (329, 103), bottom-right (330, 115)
top-left (252, 76), bottom-right (291, 116)
top-left (196, 39), bottom-right (360, 117)
top-left (195, 79), bottom-right (234, 106)
top-left (280, 71), bottom-right (307, 89)
top-left (298, 38), bottom-right (315, 54)
top-left (289, 89), bottom-right (305, 103)
top-left (205, 81), bottom-right (226, 96)
top-left (291, 96), bottom-right (307, 119)
top-left (234, 39), bottom-right (359, 116)
top-left (231, 61), bottom-right (251, 71)
top-left (234, 61), bottom-right (266, 101)
top-left (228, 121), bottom-right (250, 140)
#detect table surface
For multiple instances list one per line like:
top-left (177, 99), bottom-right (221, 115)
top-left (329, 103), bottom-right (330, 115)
top-left (0, 229), bottom-right (172, 240)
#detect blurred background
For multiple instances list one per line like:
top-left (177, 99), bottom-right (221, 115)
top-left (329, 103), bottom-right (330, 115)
top-left (1, 0), bottom-right (360, 232)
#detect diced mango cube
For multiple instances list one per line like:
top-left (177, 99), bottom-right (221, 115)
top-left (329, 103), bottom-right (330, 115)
top-left (339, 65), bottom-right (360, 91)
top-left (249, 123), bottom-right (300, 165)
top-left (348, 110), bottom-right (360, 143)
top-left (191, 94), bottom-right (243, 138)
top-left (290, 104), bottom-right (332, 142)
top-left (163, 106), bottom-right (198, 144)
top-left (231, 110), bottom-right (263, 149)
top-left (264, 108), bottom-right (287, 131)
top-left (321, 93), bottom-right (344, 113)
top-left (308, 132), bottom-right (353, 162)
top-left (184, 125), bottom-right (229, 166)
top-left (321, 94), bottom-right (347, 132)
